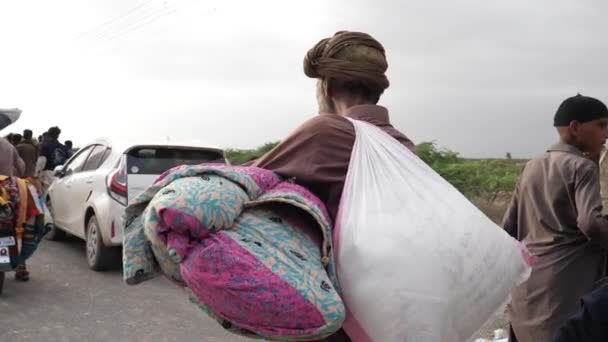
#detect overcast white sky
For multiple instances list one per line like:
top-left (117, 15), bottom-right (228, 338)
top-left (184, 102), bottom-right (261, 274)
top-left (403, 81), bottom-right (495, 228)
top-left (1, 0), bottom-right (607, 158)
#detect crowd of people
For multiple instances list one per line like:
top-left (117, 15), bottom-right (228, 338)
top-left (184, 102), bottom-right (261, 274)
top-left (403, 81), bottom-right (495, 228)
top-left (1, 126), bottom-right (75, 190)
top-left (0, 125), bottom-right (75, 282)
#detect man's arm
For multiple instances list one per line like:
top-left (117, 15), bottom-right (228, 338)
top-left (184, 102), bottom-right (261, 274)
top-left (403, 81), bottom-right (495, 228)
top-left (502, 190), bottom-right (519, 239)
top-left (575, 162), bottom-right (608, 247)
top-left (502, 166), bottom-right (526, 238)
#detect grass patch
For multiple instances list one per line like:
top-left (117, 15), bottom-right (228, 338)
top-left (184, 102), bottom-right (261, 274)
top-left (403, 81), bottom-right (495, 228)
top-left (226, 141), bottom-right (523, 199)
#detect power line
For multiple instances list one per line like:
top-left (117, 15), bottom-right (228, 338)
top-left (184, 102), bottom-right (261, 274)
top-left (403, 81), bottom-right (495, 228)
top-left (97, 3), bottom-right (177, 41)
top-left (78, 0), bottom-right (218, 54)
top-left (74, 0), bottom-right (157, 41)
top-left (100, 0), bottom-right (219, 42)
top-left (106, 9), bottom-right (178, 41)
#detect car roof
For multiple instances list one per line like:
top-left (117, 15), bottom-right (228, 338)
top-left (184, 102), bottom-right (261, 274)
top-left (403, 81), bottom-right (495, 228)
top-left (86, 137), bottom-right (225, 154)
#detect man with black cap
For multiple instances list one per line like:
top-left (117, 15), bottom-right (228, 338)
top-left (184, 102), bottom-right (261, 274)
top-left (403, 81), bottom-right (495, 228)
top-left (503, 94), bottom-right (608, 341)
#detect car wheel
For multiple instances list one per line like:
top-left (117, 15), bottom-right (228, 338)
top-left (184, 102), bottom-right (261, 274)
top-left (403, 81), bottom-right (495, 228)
top-left (44, 198), bottom-right (66, 241)
top-left (0, 272), bottom-right (5, 295)
top-left (86, 215), bottom-right (114, 271)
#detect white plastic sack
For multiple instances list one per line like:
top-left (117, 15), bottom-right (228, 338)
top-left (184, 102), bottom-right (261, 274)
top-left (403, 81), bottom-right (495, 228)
top-left (334, 119), bottom-right (531, 342)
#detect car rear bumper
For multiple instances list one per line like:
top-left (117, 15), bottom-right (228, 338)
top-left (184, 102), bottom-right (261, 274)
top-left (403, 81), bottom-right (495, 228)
top-left (93, 195), bottom-right (125, 247)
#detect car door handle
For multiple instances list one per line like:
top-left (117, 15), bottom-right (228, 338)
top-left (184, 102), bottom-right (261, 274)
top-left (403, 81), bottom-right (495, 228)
top-left (86, 177), bottom-right (93, 184)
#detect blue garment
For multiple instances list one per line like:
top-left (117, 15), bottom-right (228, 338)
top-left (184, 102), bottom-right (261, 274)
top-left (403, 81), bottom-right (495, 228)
top-left (10, 222), bottom-right (50, 267)
top-left (553, 278), bottom-right (608, 342)
top-left (40, 140), bottom-right (69, 170)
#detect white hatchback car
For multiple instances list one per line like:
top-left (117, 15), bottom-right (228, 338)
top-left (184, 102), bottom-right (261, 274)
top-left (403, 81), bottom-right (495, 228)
top-left (46, 138), bottom-right (227, 270)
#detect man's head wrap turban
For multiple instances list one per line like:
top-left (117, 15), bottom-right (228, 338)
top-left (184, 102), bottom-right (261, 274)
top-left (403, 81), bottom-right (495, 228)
top-left (303, 31), bottom-right (389, 92)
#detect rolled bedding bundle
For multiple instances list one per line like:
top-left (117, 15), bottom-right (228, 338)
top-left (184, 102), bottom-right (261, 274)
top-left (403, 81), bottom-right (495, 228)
top-left (0, 176), bottom-right (48, 267)
top-left (123, 165), bottom-right (345, 341)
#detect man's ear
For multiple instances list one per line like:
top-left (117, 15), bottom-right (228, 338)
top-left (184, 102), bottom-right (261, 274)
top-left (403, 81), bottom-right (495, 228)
top-left (569, 120), bottom-right (580, 135)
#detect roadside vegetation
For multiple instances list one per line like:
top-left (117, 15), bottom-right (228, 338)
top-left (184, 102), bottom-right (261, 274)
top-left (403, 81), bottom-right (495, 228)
top-left (225, 142), bottom-right (279, 165)
top-left (416, 142), bottom-right (523, 198)
top-left (227, 141), bottom-right (523, 199)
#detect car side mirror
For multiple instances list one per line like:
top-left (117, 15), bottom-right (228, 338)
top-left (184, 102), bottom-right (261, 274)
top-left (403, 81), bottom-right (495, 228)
top-left (53, 165), bottom-right (65, 177)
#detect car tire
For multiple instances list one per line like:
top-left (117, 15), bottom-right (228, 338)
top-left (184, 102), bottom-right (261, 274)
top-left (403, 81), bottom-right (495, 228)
top-left (0, 272), bottom-right (4, 295)
top-left (44, 199), bottom-right (66, 241)
top-left (86, 215), bottom-right (115, 271)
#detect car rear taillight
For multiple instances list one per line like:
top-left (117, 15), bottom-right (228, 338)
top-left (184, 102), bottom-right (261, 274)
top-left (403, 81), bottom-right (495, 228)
top-left (107, 157), bottom-right (127, 206)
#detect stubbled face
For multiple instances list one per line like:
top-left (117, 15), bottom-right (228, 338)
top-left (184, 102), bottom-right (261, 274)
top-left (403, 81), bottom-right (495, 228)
top-left (316, 80), bottom-right (335, 114)
top-left (572, 118), bottom-right (608, 159)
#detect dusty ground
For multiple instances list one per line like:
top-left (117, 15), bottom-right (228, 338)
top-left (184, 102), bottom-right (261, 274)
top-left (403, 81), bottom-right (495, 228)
top-left (0, 237), bottom-right (247, 342)
top-left (0, 197), bottom-right (512, 341)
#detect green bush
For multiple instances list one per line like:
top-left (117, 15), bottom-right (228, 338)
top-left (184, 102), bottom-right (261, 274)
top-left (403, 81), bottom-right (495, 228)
top-left (225, 141), bottom-right (280, 165)
top-left (226, 140), bottom-right (520, 197)
top-left (417, 142), bottom-right (521, 197)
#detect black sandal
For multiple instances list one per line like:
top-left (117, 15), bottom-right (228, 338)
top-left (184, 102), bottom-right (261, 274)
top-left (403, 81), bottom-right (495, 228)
top-left (14, 265), bottom-right (29, 282)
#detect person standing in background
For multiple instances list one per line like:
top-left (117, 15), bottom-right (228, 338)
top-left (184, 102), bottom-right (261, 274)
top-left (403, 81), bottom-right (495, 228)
top-left (16, 129), bottom-right (39, 179)
top-left (0, 108), bottom-right (25, 177)
top-left (503, 94), bottom-right (608, 341)
top-left (12, 130), bottom-right (39, 282)
top-left (0, 135), bottom-right (24, 177)
top-left (16, 129), bottom-right (43, 196)
top-left (64, 140), bottom-right (75, 158)
top-left (39, 126), bottom-right (69, 193)
top-left (10, 133), bottom-right (22, 146)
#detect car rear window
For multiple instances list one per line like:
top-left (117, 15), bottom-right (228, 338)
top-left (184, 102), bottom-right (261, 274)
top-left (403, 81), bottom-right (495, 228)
top-left (126, 147), bottom-right (225, 175)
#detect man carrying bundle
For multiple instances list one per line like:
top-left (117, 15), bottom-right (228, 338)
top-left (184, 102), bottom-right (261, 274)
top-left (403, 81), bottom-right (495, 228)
top-left (253, 30), bottom-right (413, 226)
top-left (252, 30), bottom-right (414, 341)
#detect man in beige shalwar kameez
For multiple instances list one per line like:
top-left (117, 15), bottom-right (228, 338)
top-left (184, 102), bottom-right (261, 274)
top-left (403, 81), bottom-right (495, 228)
top-left (503, 94), bottom-right (608, 342)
